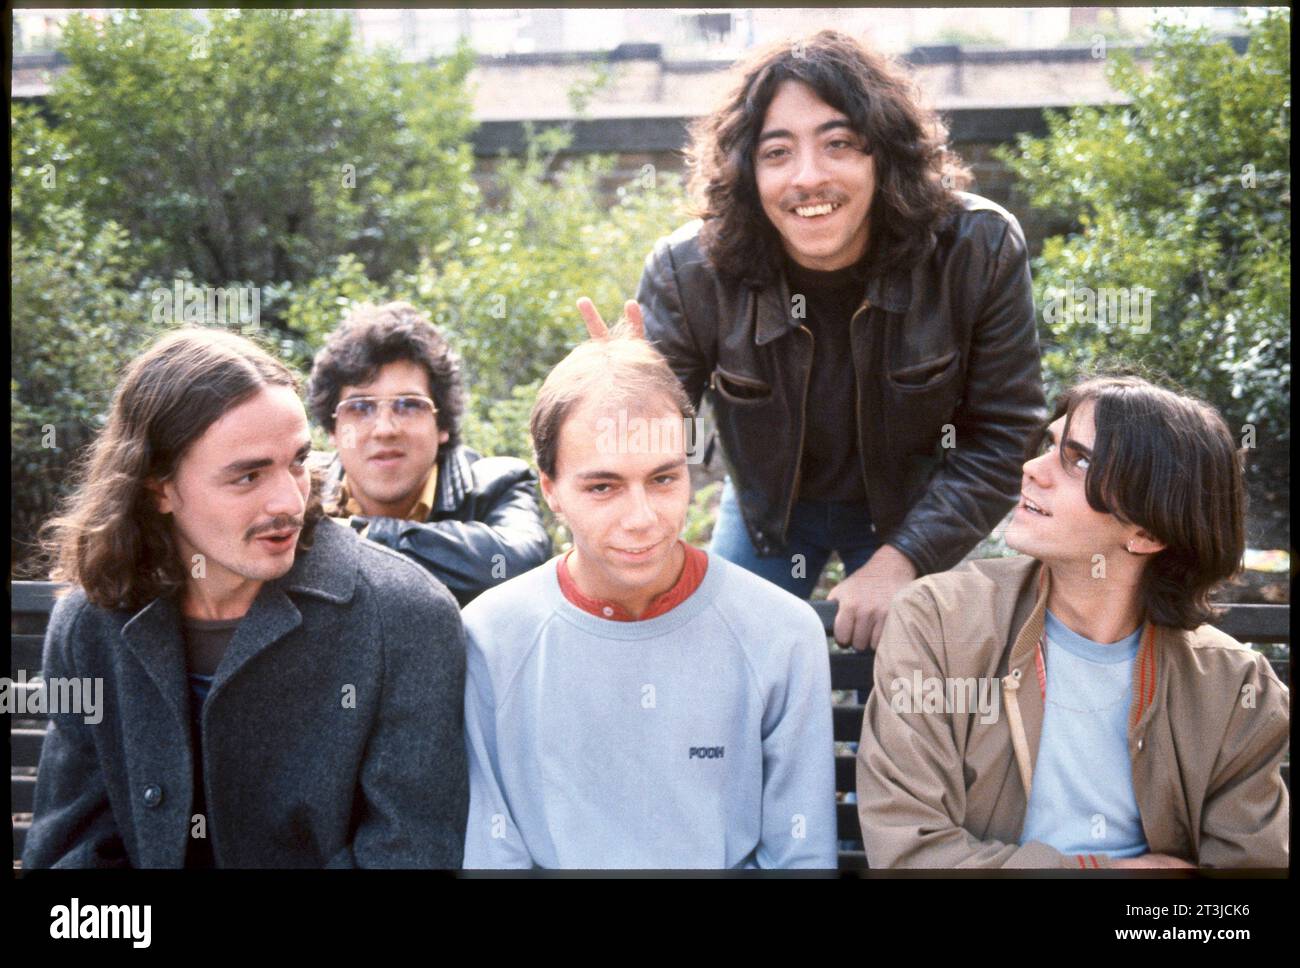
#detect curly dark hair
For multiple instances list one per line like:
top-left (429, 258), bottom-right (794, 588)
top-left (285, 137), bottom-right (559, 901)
top-left (686, 29), bottom-right (972, 284)
top-left (307, 301), bottom-right (465, 447)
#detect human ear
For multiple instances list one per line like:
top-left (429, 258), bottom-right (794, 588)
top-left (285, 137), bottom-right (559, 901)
top-left (539, 472), bottom-right (564, 522)
top-left (145, 477), bottom-right (175, 515)
top-left (1125, 528), bottom-right (1166, 555)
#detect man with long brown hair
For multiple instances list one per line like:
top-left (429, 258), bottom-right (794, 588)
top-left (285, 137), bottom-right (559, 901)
top-left (24, 326), bottom-right (469, 868)
top-left (626, 30), bottom-right (1046, 652)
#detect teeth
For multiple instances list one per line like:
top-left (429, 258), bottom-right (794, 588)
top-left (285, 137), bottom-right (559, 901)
top-left (794, 202), bottom-right (838, 217)
top-left (1023, 498), bottom-right (1048, 516)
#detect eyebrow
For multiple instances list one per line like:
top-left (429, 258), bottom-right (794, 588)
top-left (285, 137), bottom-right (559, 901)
top-left (757, 118), bottom-right (855, 145)
top-left (575, 458), bottom-right (687, 482)
top-left (219, 439), bottom-right (313, 476)
top-left (1045, 425), bottom-right (1093, 459)
top-left (339, 390), bottom-right (426, 400)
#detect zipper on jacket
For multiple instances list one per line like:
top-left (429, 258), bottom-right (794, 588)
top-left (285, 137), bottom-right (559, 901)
top-left (1001, 667), bottom-right (1035, 802)
top-left (780, 325), bottom-right (815, 546)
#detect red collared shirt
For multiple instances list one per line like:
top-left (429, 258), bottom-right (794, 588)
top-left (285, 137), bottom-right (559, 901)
top-left (557, 541), bottom-right (709, 621)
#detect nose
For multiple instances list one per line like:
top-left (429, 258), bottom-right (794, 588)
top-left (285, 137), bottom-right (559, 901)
top-left (620, 485), bottom-right (657, 532)
top-left (791, 145), bottom-right (829, 193)
top-left (371, 403), bottom-right (401, 436)
top-left (1022, 447), bottom-right (1054, 489)
top-left (265, 465), bottom-right (308, 519)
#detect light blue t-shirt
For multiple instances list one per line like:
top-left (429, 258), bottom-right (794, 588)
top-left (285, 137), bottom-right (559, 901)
top-left (1020, 610), bottom-right (1149, 858)
top-left (460, 553), bottom-right (837, 870)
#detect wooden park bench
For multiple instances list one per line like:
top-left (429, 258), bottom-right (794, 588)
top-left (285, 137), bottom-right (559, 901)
top-left (10, 579), bottom-right (1291, 870)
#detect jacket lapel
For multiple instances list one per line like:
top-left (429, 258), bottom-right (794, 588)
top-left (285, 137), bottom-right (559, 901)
top-left (1007, 562), bottom-right (1050, 778)
top-left (120, 594), bottom-right (190, 726)
top-left (209, 517), bottom-right (359, 696)
top-left (754, 270), bottom-right (795, 346)
top-left (753, 260), bottom-right (911, 347)
top-left (433, 445), bottom-right (471, 516)
top-left (208, 588), bottom-right (303, 695)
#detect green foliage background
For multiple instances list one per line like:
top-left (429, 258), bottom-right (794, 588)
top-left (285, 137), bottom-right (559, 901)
top-left (11, 9), bottom-right (1290, 574)
top-left (10, 9), bottom-right (688, 573)
top-left (1000, 10), bottom-right (1290, 447)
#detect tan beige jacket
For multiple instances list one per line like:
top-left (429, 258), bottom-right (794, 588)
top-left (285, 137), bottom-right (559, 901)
top-left (857, 555), bottom-right (1289, 869)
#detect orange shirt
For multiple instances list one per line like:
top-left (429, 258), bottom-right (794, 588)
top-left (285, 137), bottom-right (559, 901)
top-left (557, 541), bottom-right (709, 621)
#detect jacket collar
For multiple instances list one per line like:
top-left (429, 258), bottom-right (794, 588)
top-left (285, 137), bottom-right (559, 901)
top-left (120, 517), bottom-right (359, 705)
top-left (753, 259), bottom-right (911, 346)
top-left (432, 445), bottom-right (474, 515)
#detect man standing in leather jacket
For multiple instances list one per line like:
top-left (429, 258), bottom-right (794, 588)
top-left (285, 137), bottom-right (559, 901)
top-left (631, 30), bottom-right (1046, 651)
top-left (308, 301), bottom-right (551, 606)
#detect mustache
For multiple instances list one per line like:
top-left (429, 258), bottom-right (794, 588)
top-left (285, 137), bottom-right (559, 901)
top-left (780, 189), bottom-right (849, 209)
top-left (246, 514), bottom-right (305, 541)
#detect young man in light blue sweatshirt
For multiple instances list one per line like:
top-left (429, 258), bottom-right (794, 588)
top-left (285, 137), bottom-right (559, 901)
top-left (460, 301), bottom-right (836, 870)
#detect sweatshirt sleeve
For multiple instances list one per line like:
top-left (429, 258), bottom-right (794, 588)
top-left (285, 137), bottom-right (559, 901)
top-left (1196, 652), bottom-right (1290, 869)
top-left (461, 621), bottom-right (534, 869)
top-left (755, 607), bottom-right (837, 869)
top-left (856, 583), bottom-right (1086, 869)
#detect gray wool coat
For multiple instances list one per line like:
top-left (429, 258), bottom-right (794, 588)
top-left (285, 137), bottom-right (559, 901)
top-left (22, 517), bottom-right (469, 869)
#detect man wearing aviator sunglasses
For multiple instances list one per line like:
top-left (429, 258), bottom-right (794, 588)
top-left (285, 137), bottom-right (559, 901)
top-left (308, 302), bottom-right (551, 605)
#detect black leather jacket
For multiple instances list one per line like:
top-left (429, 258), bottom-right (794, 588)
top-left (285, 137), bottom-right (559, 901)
top-left (636, 193), bottom-right (1046, 577)
top-left (321, 445), bottom-right (552, 605)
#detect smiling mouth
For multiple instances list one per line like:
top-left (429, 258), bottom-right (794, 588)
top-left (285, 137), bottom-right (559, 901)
top-left (1020, 496), bottom-right (1051, 517)
top-left (793, 201), bottom-right (842, 218)
top-left (614, 540), bottom-right (662, 557)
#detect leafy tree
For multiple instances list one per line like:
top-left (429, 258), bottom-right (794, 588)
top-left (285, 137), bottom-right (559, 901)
top-left (12, 13), bottom-right (690, 570)
top-left (1000, 10), bottom-right (1290, 452)
top-left (11, 104), bottom-right (163, 574)
top-left (49, 8), bottom-right (478, 291)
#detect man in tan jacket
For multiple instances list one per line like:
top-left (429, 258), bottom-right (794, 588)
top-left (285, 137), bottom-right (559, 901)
top-left (857, 375), bottom-right (1289, 869)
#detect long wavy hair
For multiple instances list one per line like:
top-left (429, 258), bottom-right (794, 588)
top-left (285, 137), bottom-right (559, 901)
top-left (39, 326), bottom-right (325, 612)
top-left (686, 29), bottom-right (972, 285)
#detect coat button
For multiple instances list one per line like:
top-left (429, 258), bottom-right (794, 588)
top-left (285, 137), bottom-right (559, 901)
top-left (143, 784), bottom-right (164, 808)
top-left (1136, 739), bottom-right (1144, 752)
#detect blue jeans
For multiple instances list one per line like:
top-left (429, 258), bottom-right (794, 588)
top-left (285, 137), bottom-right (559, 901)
top-left (709, 477), bottom-right (881, 598)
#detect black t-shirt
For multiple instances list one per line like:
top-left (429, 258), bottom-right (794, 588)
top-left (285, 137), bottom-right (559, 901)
top-left (180, 615), bottom-right (240, 869)
top-left (783, 252), bottom-right (871, 505)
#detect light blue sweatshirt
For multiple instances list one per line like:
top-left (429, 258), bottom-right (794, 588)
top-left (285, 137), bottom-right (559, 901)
top-left (460, 553), bottom-right (837, 869)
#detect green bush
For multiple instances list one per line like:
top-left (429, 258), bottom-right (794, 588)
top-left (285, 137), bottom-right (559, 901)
top-left (50, 9), bottom-right (478, 290)
top-left (11, 104), bottom-right (165, 574)
top-left (1000, 10), bottom-right (1290, 446)
top-left (11, 14), bottom-right (689, 572)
